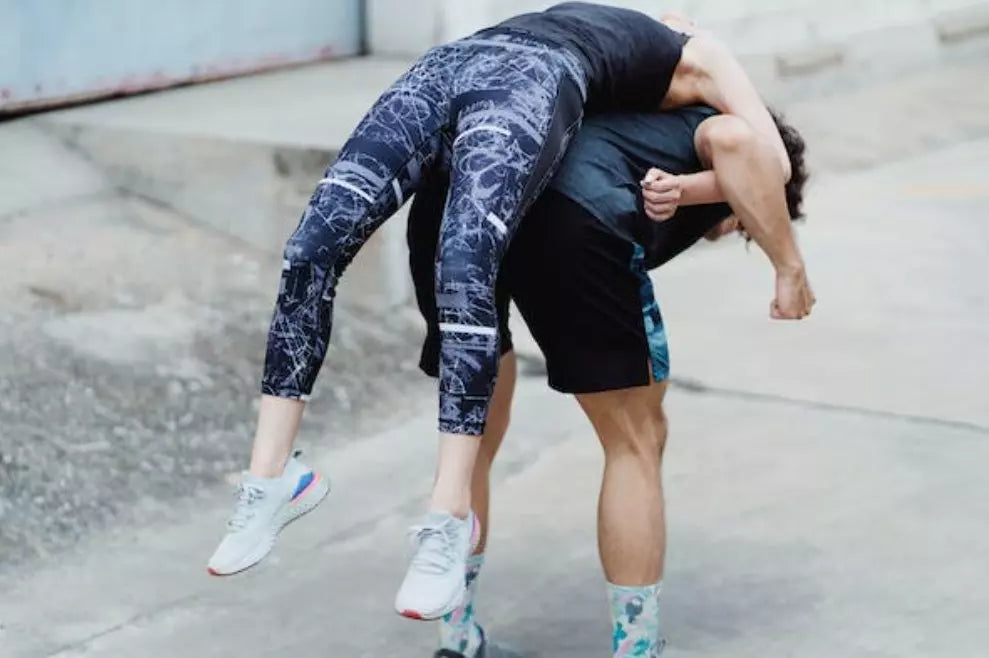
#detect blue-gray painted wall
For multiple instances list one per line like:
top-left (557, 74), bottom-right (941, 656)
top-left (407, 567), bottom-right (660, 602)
top-left (0, 0), bottom-right (363, 112)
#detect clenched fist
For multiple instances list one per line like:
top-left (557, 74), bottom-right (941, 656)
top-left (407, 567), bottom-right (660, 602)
top-left (641, 168), bottom-right (681, 222)
top-left (772, 265), bottom-right (816, 320)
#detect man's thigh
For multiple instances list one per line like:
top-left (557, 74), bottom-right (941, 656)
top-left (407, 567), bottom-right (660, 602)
top-left (576, 379), bottom-right (669, 453)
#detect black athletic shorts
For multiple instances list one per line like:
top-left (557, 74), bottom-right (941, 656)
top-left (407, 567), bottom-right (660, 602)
top-left (410, 187), bottom-right (669, 394)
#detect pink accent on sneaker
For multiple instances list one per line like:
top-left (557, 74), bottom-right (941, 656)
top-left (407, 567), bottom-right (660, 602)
top-left (290, 473), bottom-right (321, 503)
top-left (469, 512), bottom-right (481, 552)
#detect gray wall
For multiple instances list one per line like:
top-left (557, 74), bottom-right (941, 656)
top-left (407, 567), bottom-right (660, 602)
top-left (369, 0), bottom-right (982, 55)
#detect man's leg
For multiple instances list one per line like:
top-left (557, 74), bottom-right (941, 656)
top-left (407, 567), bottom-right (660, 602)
top-left (206, 47), bottom-right (455, 576)
top-left (471, 351), bottom-right (515, 554)
top-left (578, 381), bottom-right (669, 657)
top-left (579, 381), bottom-right (669, 584)
top-left (504, 190), bottom-right (673, 655)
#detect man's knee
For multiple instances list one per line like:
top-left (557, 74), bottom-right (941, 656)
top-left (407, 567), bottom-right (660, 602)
top-left (641, 400), bottom-right (669, 462)
top-left (580, 383), bottom-right (669, 462)
top-left (608, 409), bottom-right (668, 465)
top-left (482, 352), bottom-right (516, 443)
top-left (479, 381), bottom-right (512, 445)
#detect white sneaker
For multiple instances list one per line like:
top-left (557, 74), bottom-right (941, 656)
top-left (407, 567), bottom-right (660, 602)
top-left (395, 510), bottom-right (480, 620)
top-left (207, 451), bottom-right (329, 576)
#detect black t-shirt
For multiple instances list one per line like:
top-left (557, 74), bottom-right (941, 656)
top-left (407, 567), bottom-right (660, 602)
top-left (548, 105), bottom-right (732, 270)
top-left (483, 2), bottom-right (687, 113)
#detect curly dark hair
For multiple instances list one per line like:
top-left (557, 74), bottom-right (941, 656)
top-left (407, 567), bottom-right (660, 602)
top-left (769, 108), bottom-right (809, 221)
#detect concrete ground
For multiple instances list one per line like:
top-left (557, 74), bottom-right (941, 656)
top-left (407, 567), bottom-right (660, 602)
top-left (0, 120), bottom-right (432, 569)
top-left (2, 54), bottom-right (989, 657)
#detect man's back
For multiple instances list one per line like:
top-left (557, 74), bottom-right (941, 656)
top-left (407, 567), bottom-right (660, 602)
top-left (549, 107), bottom-right (732, 269)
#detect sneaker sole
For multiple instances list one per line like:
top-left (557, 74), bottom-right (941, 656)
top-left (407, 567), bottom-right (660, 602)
top-left (397, 586), bottom-right (466, 621)
top-left (207, 473), bottom-right (330, 576)
top-left (396, 571), bottom-right (470, 621)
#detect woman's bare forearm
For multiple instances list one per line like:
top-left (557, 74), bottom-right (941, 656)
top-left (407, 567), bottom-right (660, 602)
top-left (676, 170), bottom-right (725, 206)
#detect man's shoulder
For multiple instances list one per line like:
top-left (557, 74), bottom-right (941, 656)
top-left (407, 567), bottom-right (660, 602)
top-left (581, 105), bottom-right (719, 132)
top-left (567, 105), bottom-right (719, 176)
top-left (576, 105), bottom-right (719, 159)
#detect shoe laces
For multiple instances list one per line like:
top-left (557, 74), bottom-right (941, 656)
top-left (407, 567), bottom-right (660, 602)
top-left (227, 483), bottom-right (266, 531)
top-left (407, 518), bottom-right (460, 575)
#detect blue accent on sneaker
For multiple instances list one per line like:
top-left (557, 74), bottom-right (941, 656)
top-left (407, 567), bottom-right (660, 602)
top-left (476, 626), bottom-right (486, 658)
top-left (291, 472), bottom-right (314, 500)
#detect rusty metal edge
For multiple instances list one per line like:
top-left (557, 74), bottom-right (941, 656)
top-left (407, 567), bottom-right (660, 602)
top-left (0, 49), bottom-right (355, 118)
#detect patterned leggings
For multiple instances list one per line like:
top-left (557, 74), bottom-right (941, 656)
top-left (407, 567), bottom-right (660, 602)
top-left (261, 33), bottom-right (587, 436)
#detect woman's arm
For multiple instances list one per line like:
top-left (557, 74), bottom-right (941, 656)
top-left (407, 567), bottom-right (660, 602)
top-left (677, 170), bottom-right (724, 206)
top-left (673, 35), bottom-right (791, 181)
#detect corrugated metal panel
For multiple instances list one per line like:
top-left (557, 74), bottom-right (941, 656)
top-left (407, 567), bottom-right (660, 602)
top-left (0, 0), bottom-right (363, 113)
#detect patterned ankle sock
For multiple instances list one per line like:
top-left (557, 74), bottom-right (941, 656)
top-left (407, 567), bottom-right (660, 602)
top-left (609, 581), bottom-right (665, 657)
top-left (438, 553), bottom-right (486, 656)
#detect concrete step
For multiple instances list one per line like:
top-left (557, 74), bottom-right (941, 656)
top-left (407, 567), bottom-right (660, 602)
top-left (34, 58), bottom-right (416, 311)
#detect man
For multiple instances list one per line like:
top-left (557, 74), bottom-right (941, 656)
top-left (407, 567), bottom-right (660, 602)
top-left (208, 2), bottom-right (812, 624)
top-left (408, 105), bottom-right (810, 657)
